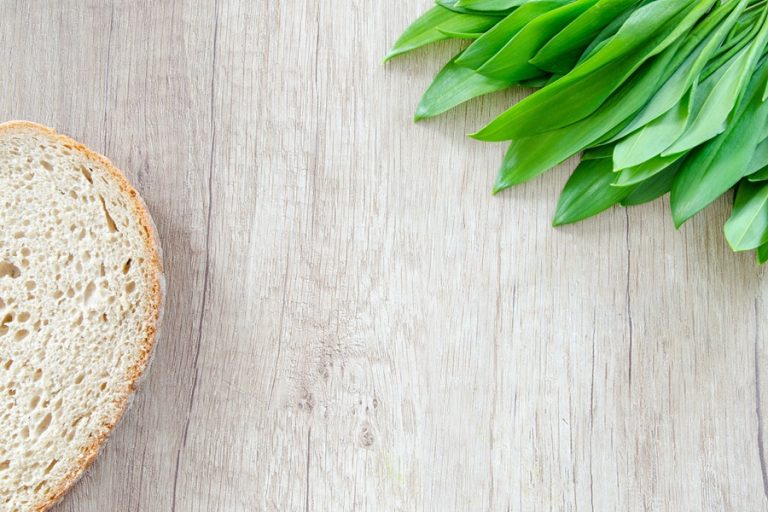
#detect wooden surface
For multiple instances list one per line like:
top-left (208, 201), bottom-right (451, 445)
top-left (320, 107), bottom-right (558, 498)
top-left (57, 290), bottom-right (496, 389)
top-left (1, 1), bottom-right (768, 510)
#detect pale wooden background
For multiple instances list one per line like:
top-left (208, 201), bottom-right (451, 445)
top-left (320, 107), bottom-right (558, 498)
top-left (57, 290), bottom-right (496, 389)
top-left (1, 0), bottom-right (767, 510)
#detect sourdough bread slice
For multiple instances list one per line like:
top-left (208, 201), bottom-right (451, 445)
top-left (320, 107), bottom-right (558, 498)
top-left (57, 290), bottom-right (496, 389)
top-left (0, 121), bottom-right (164, 511)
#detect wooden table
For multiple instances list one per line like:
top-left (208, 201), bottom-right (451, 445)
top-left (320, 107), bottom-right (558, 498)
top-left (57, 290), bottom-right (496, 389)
top-left (2, 1), bottom-right (767, 510)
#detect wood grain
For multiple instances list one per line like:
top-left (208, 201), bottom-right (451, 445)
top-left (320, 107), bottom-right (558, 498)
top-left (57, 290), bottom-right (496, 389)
top-left (1, 0), bottom-right (767, 510)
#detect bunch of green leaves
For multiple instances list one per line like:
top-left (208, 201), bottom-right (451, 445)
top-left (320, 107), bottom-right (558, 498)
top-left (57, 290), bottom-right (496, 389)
top-left (387, 0), bottom-right (768, 263)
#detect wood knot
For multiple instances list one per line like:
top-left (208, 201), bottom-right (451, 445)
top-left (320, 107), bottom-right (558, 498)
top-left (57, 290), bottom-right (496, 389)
top-left (359, 422), bottom-right (374, 448)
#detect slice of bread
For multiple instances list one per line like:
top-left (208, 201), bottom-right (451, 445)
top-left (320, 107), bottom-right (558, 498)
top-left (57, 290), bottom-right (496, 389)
top-left (0, 122), bottom-right (164, 511)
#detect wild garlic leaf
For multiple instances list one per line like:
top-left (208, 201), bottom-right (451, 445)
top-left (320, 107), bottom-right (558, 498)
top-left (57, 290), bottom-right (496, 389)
top-left (612, 89), bottom-right (692, 171)
top-left (665, 50), bottom-right (759, 154)
top-left (758, 242), bottom-right (768, 264)
top-left (671, 57), bottom-right (768, 226)
top-left (494, 41), bottom-right (678, 190)
top-left (476, 0), bottom-right (598, 81)
top-left (666, 8), bottom-right (768, 154)
top-left (437, 28), bottom-right (487, 39)
top-left (437, 0), bottom-right (515, 14)
top-left (614, 152), bottom-right (684, 187)
top-left (457, 0), bottom-right (574, 70)
top-left (455, 0), bottom-right (529, 12)
top-left (607, 0), bottom-right (744, 142)
top-left (415, 56), bottom-right (511, 120)
top-left (582, 144), bottom-right (614, 160)
top-left (748, 166), bottom-right (768, 183)
top-left (531, 0), bottom-right (639, 74)
top-left (473, 0), bottom-right (713, 141)
top-left (553, 158), bottom-right (634, 226)
top-left (724, 181), bottom-right (768, 252)
top-left (385, 6), bottom-right (500, 61)
top-left (745, 138), bottom-right (768, 177)
top-left (621, 161), bottom-right (681, 206)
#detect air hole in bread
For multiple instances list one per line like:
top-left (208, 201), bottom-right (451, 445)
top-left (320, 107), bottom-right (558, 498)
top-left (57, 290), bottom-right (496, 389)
top-left (98, 196), bottom-right (118, 233)
top-left (79, 165), bottom-right (93, 184)
top-left (36, 414), bottom-right (52, 435)
top-left (0, 262), bottom-right (20, 279)
top-left (83, 282), bottom-right (96, 307)
top-left (43, 459), bottom-right (57, 475)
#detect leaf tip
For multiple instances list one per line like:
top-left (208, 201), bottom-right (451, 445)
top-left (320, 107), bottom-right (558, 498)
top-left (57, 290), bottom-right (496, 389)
top-left (552, 206), bottom-right (575, 227)
top-left (468, 130), bottom-right (483, 141)
top-left (383, 48), bottom-right (403, 63)
top-left (413, 106), bottom-right (431, 123)
top-left (492, 180), bottom-right (510, 195)
top-left (672, 214), bottom-right (687, 230)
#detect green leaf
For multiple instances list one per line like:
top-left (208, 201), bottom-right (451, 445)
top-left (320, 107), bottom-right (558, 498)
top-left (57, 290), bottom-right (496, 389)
top-left (455, 0), bottom-right (527, 11)
top-left (493, 36), bottom-right (680, 191)
top-left (576, 3), bottom-right (640, 63)
top-left (748, 166), bottom-right (768, 183)
top-left (612, 89), bottom-right (692, 170)
top-left (530, 0), bottom-right (640, 75)
top-left (671, 57), bottom-right (768, 227)
top-left (621, 161), bottom-right (681, 206)
top-left (582, 144), bottom-right (614, 160)
top-left (414, 56), bottom-right (511, 120)
top-left (553, 158), bottom-right (634, 225)
top-left (665, 52), bottom-right (761, 155)
top-left (476, 0), bottom-right (598, 82)
top-left (665, 6), bottom-right (768, 154)
top-left (473, 0), bottom-right (715, 141)
top-left (456, 0), bottom-right (574, 70)
top-left (519, 75), bottom-right (553, 87)
top-left (438, 0), bottom-right (515, 14)
top-left (437, 29), bottom-right (486, 39)
top-left (725, 181), bottom-right (768, 252)
top-left (758, 242), bottom-right (768, 264)
top-left (745, 137), bottom-right (768, 176)
top-left (385, 6), bottom-right (500, 61)
top-left (614, 152), bottom-right (684, 187)
top-left (605, 0), bottom-right (744, 143)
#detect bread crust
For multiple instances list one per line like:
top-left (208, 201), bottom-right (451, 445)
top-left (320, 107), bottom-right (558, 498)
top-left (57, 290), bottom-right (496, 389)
top-left (0, 121), bottom-right (165, 511)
